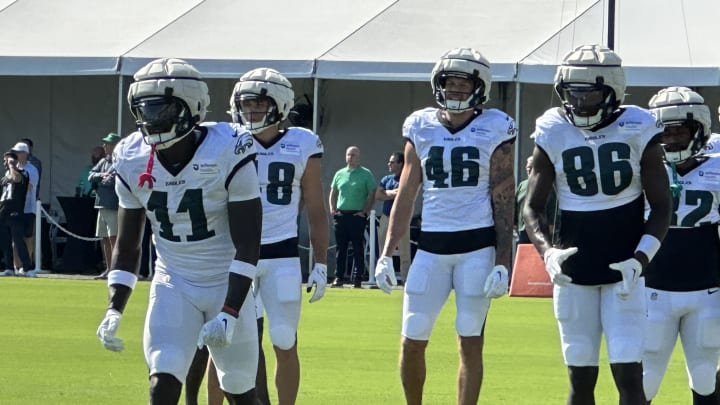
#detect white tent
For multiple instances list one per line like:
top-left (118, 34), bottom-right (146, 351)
top-left (0, 0), bottom-right (718, 237)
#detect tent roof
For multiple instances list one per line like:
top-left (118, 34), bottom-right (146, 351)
top-left (0, 0), bottom-right (204, 75)
top-left (518, 0), bottom-right (720, 86)
top-left (315, 0), bottom-right (598, 82)
top-left (120, 0), bottom-right (396, 78)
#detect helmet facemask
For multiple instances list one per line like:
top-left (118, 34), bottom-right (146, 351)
top-left (660, 119), bottom-right (703, 164)
top-left (131, 94), bottom-right (198, 150)
top-left (434, 72), bottom-right (486, 113)
top-left (234, 93), bottom-right (281, 134)
top-left (556, 79), bottom-right (617, 129)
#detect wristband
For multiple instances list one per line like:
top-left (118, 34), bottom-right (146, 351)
top-left (107, 270), bottom-right (138, 290)
top-left (634, 234), bottom-right (661, 262)
top-left (229, 260), bottom-right (257, 279)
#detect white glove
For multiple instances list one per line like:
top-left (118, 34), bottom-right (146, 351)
top-left (483, 265), bottom-right (509, 298)
top-left (543, 247), bottom-right (578, 287)
top-left (374, 256), bottom-right (397, 294)
top-left (306, 263), bottom-right (328, 303)
top-left (97, 309), bottom-right (124, 352)
top-left (197, 311), bottom-right (237, 348)
top-left (609, 257), bottom-right (642, 300)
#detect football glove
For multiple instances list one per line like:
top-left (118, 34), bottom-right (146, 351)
top-left (97, 309), bottom-right (124, 352)
top-left (483, 265), bottom-right (509, 298)
top-left (543, 247), bottom-right (577, 287)
top-left (306, 263), bottom-right (328, 303)
top-left (609, 257), bottom-right (642, 300)
top-left (197, 311), bottom-right (237, 348)
top-left (374, 256), bottom-right (397, 294)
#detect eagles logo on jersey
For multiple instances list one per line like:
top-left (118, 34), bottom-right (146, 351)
top-left (235, 132), bottom-right (254, 155)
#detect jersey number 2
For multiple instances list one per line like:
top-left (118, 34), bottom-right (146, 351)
top-left (147, 189), bottom-right (215, 242)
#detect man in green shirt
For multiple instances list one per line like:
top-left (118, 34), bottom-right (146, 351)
top-left (328, 146), bottom-right (376, 288)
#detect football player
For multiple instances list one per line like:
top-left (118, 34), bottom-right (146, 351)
top-left (374, 47), bottom-right (515, 405)
top-left (642, 87), bottom-right (720, 405)
top-left (95, 58), bottom-right (262, 405)
top-left (523, 45), bottom-right (672, 404)
top-left (187, 68), bottom-right (329, 405)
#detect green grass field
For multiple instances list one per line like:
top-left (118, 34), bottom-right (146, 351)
top-left (0, 277), bottom-right (692, 404)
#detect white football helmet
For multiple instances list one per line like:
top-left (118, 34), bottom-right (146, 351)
top-left (554, 45), bottom-right (626, 128)
top-left (649, 86), bottom-right (711, 163)
top-left (229, 68), bottom-right (294, 134)
top-left (127, 58), bottom-right (209, 149)
top-left (431, 48), bottom-right (492, 113)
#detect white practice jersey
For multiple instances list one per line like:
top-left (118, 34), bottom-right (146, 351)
top-left (403, 107), bottom-right (516, 232)
top-left (703, 133), bottom-right (720, 155)
top-left (647, 155), bottom-right (720, 228)
top-left (114, 122), bottom-right (258, 281)
top-left (250, 126), bottom-right (323, 244)
top-left (533, 106), bottom-right (662, 211)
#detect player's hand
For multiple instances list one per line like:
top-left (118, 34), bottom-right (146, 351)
top-left (483, 265), bottom-right (509, 298)
top-left (97, 309), bottom-right (124, 352)
top-left (306, 263), bottom-right (327, 303)
top-left (374, 256), bottom-right (397, 294)
top-left (609, 258), bottom-right (642, 300)
top-left (543, 247), bottom-right (577, 286)
top-left (197, 311), bottom-right (237, 348)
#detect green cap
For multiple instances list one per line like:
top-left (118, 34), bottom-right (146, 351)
top-left (101, 133), bottom-right (121, 143)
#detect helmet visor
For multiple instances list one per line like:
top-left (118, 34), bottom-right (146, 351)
top-left (560, 84), bottom-right (609, 117)
top-left (133, 97), bottom-right (185, 134)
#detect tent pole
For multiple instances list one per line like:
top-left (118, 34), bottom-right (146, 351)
top-left (514, 81), bottom-right (521, 188)
top-left (607, 0), bottom-right (616, 49)
top-left (117, 75), bottom-right (124, 136)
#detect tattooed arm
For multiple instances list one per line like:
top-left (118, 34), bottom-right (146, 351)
top-left (490, 139), bottom-right (515, 269)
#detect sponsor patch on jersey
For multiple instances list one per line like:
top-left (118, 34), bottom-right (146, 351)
top-left (279, 143), bottom-right (301, 155)
top-left (192, 162), bottom-right (219, 175)
top-left (617, 120), bottom-right (644, 131)
top-left (697, 169), bottom-right (720, 185)
top-left (469, 126), bottom-right (492, 137)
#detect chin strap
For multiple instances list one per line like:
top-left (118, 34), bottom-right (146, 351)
top-left (669, 161), bottom-right (682, 198)
top-left (138, 144), bottom-right (156, 189)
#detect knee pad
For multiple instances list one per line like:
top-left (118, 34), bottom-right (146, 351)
top-left (403, 313), bottom-right (432, 341)
top-left (270, 325), bottom-right (296, 350)
top-left (455, 311), bottom-right (485, 337)
top-left (146, 346), bottom-right (188, 384)
top-left (607, 325), bottom-right (644, 363)
top-left (218, 368), bottom-right (256, 395)
top-left (642, 368), bottom-right (663, 400)
top-left (563, 334), bottom-right (595, 366)
top-left (688, 363), bottom-right (718, 396)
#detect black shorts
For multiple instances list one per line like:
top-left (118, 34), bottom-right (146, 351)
top-left (22, 213), bottom-right (35, 238)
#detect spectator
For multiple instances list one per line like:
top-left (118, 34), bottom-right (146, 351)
top-left (10, 142), bottom-right (39, 276)
top-left (329, 146), bottom-right (376, 288)
top-left (88, 133), bottom-right (120, 280)
top-left (19, 138), bottom-right (41, 199)
top-left (515, 156), bottom-right (558, 244)
top-left (76, 146), bottom-right (105, 197)
top-left (375, 151), bottom-right (411, 284)
top-left (0, 151), bottom-right (32, 276)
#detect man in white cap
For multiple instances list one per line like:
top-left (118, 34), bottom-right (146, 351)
top-left (10, 141), bottom-right (39, 276)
